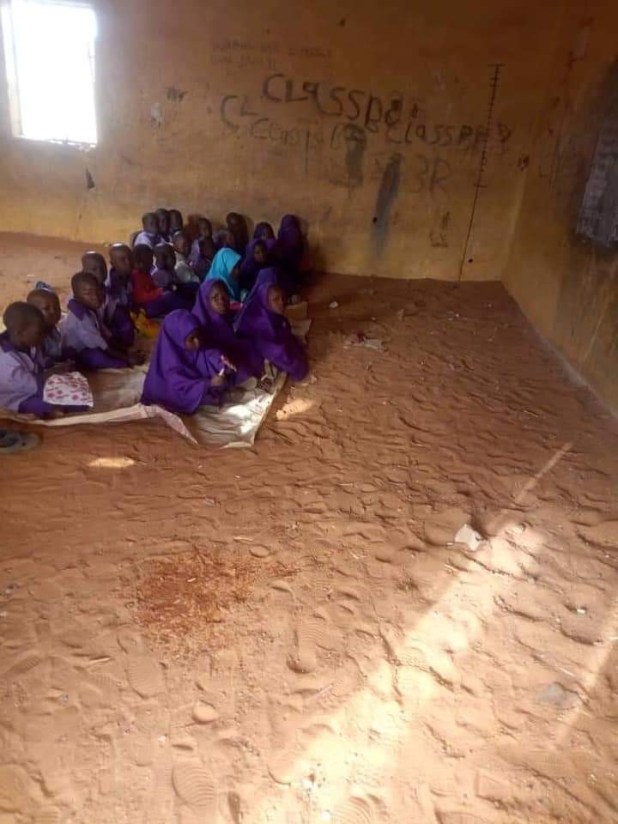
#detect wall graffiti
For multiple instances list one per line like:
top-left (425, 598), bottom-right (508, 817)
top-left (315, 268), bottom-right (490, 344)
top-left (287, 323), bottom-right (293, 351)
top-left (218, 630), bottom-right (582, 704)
top-left (373, 152), bottom-right (403, 253)
top-left (218, 71), bottom-right (512, 214)
top-left (220, 76), bottom-right (513, 164)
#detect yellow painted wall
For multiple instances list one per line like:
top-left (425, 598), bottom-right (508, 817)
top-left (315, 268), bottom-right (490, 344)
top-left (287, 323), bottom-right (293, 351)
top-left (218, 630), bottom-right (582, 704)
top-left (0, 0), bottom-right (616, 407)
top-left (502, 2), bottom-right (618, 410)
top-left (0, 0), bottom-right (566, 280)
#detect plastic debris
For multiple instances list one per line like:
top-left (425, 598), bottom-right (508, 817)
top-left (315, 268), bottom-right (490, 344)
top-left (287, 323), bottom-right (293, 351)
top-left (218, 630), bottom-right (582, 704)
top-left (454, 523), bottom-right (483, 552)
top-left (344, 332), bottom-right (385, 352)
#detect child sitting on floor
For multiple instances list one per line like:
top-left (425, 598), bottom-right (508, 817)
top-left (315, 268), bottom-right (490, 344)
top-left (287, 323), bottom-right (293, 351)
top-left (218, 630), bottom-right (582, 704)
top-left (26, 288), bottom-right (70, 367)
top-left (141, 309), bottom-right (237, 414)
top-left (155, 208), bottom-right (171, 242)
top-left (169, 209), bottom-right (184, 235)
top-left (235, 282), bottom-right (308, 382)
top-left (153, 242), bottom-right (198, 302)
top-left (239, 237), bottom-right (277, 294)
top-left (82, 250), bottom-right (135, 348)
top-left (131, 244), bottom-right (186, 318)
top-left (189, 217), bottom-right (216, 279)
top-left (134, 212), bottom-right (161, 248)
top-left (172, 231), bottom-right (200, 286)
top-left (206, 248), bottom-right (243, 303)
top-left (0, 302), bottom-right (68, 418)
top-left (193, 279), bottom-right (263, 382)
top-left (62, 272), bottom-right (131, 370)
top-left (108, 243), bottom-right (134, 305)
top-left (226, 212), bottom-right (249, 255)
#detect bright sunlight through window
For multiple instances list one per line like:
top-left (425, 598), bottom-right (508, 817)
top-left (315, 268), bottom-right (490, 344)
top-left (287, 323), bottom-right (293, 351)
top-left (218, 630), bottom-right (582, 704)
top-left (2, 0), bottom-right (97, 145)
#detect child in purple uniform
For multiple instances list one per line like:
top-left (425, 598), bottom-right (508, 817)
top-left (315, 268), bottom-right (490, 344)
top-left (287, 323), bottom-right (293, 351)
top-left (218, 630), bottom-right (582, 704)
top-left (0, 303), bottom-right (66, 418)
top-left (26, 288), bottom-right (70, 367)
top-left (155, 208), bottom-right (171, 242)
top-left (82, 250), bottom-right (135, 348)
top-left (153, 243), bottom-right (198, 303)
top-left (133, 212), bottom-right (161, 249)
top-left (189, 217), bottom-right (216, 279)
top-left (141, 310), bottom-right (236, 414)
top-left (62, 272), bottom-right (131, 370)
top-left (234, 282), bottom-right (308, 381)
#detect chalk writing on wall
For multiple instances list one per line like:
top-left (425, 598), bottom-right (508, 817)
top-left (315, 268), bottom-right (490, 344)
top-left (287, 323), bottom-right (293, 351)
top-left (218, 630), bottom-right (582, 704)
top-left (220, 74), bottom-right (513, 161)
top-left (220, 92), bottom-right (510, 160)
top-left (210, 41), bottom-right (331, 70)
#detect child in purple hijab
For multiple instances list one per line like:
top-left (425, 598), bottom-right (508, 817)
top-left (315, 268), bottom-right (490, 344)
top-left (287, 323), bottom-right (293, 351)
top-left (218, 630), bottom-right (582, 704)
top-left (193, 279), bottom-right (263, 382)
top-left (239, 238), bottom-right (277, 293)
top-left (234, 281), bottom-right (308, 382)
top-left (141, 310), bottom-right (235, 413)
top-left (276, 214), bottom-right (304, 273)
top-left (253, 222), bottom-right (276, 241)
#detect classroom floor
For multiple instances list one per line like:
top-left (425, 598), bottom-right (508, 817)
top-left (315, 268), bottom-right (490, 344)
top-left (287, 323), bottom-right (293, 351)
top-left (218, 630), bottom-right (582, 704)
top-left (0, 234), bottom-right (617, 824)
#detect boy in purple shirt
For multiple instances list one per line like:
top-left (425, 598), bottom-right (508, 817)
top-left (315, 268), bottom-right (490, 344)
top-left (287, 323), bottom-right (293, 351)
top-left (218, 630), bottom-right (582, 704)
top-left (133, 212), bottom-right (161, 249)
top-left (153, 243), bottom-right (197, 304)
top-left (62, 272), bottom-right (132, 370)
top-left (26, 288), bottom-right (71, 367)
top-left (82, 250), bottom-right (135, 348)
top-left (155, 208), bottom-right (171, 242)
top-left (0, 302), bottom-right (65, 418)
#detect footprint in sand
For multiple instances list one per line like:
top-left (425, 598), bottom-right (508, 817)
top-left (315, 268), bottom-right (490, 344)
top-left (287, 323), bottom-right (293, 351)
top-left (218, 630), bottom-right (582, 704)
top-left (33, 810), bottom-right (61, 824)
top-left (172, 763), bottom-right (217, 810)
top-left (287, 617), bottom-right (339, 673)
top-left (127, 655), bottom-right (165, 698)
top-left (332, 797), bottom-right (376, 824)
top-left (4, 651), bottom-right (44, 680)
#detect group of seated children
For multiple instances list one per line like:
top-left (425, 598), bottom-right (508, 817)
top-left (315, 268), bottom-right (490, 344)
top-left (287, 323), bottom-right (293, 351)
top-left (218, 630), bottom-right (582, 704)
top-left (0, 210), bottom-right (308, 420)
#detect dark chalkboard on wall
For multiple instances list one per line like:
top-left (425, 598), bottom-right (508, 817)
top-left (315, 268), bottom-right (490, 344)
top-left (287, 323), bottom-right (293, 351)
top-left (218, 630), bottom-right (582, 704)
top-left (576, 72), bottom-right (618, 247)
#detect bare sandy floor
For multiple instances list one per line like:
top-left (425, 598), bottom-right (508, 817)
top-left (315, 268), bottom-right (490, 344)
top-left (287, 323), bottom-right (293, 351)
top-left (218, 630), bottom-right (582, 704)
top-left (0, 234), bottom-right (617, 824)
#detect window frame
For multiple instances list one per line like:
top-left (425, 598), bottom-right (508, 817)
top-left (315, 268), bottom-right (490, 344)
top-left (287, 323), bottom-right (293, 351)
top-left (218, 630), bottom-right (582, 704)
top-left (1, 0), bottom-right (98, 147)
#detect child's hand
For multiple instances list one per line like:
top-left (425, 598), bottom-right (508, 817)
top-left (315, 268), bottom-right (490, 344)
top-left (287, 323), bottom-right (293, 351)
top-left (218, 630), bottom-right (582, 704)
top-left (47, 362), bottom-right (72, 376)
top-left (221, 355), bottom-right (237, 372)
top-left (211, 369), bottom-right (227, 387)
top-left (49, 409), bottom-right (66, 420)
top-left (128, 351), bottom-right (147, 367)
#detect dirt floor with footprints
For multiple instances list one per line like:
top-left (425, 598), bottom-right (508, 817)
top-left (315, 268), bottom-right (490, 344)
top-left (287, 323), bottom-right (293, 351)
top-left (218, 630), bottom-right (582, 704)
top-left (0, 235), bottom-right (617, 823)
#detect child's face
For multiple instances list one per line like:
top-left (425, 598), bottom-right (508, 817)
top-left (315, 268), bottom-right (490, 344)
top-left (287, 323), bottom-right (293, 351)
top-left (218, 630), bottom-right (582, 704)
top-left (258, 224), bottom-right (275, 240)
top-left (198, 219), bottom-right (212, 238)
top-left (209, 283), bottom-right (230, 315)
top-left (110, 246), bottom-right (133, 275)
top-left (156, 209), bottom-right (170, 235)
top-left (134, 248), bottom-right (154, 273)
top-left (155, 245), bottom-right (176, 271)
top-left (143, 213), bottom-right (159, 235)
top-left (11, 318), bottom-right (45, 350)
top-left (268, 286), bottom-right (285, 315)
top-left (82, 254), bottom-right (107, 285)
top-left (184, 329), bottom-right (203, 351)
top-left (173, 233), bottom-right (190, 257)
top-left (169, 211), bottom-right (183, 232)
top-left (253, 243), bottom-right (267, 265)
top-left (29, 293), bottom-right (61, 329)
top-left (220, 230), bottom-right (234, 249)
top-left (77, 281), bottom-right (104, 311)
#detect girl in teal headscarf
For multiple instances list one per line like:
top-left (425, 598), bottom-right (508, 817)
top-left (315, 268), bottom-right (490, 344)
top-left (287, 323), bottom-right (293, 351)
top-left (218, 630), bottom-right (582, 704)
top-left (206, 248), bottom-right (243, 302)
